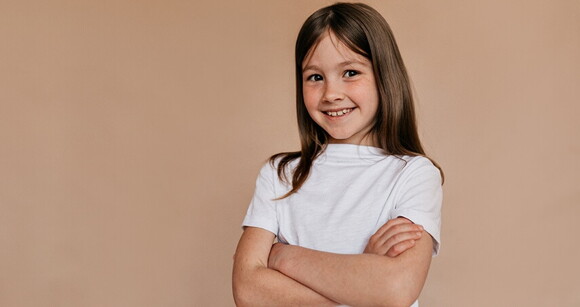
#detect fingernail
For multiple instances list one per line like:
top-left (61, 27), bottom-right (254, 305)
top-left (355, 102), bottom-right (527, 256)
top-left (416, 232), bottom-right (422, 236)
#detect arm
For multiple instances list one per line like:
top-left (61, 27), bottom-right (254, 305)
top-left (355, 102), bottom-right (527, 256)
top-left (232, 226), bottom-right (338, 307)
top-left (269, 230), bottom-right (434, 307)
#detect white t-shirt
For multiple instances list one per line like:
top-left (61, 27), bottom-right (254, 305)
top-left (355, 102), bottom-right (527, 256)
top-left (242, 144), bottom-right (443, 305)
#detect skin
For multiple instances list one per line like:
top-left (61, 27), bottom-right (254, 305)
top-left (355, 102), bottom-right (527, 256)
top-left (233, 31), bottom-right (434, 306)
top-left (233, 227), bottom-right (338, 306)
top-left (268, 229), bottom-right (432, 306)
top-left (233, 222), bottom-right (432, 306)
top-left (364, 217), bottom-right (424, 257)
top-left (302, 31), bottom-right (379, 146)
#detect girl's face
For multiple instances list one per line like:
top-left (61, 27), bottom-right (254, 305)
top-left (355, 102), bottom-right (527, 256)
top-left (302, 31), bottom-right (379, 146)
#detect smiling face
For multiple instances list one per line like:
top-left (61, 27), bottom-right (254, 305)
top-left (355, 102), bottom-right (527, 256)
top-left (301, 31), bottom-right (379, 146)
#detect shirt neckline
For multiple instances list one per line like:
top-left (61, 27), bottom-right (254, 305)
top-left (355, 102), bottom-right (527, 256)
top-left (316, 143), bottom-right (387, 163)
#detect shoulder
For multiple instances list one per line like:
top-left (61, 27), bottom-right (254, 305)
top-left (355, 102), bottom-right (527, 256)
top-left (396, 155), bottom-right (442, 186)
top-left (399, 155), bottom-right (434, 166)
top-left (400, 155), bottom-right (440, 173)
top-left (255, 159), bottom-right (277, 186)
top-left (263, 152), bottom-right (301, 176)
top-left (255, 154), bottom-right (299, 187)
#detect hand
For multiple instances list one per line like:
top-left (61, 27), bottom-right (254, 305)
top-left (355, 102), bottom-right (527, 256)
top-left (364, 217), bottom-right (424, 257)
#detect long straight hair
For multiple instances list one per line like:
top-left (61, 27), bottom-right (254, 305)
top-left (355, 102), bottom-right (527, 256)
top-left (271, 2), bottom-right (443, 198)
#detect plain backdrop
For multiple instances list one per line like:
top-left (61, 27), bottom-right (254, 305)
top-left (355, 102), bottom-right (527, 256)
top-left (1, 0), bottom-right (579, 306)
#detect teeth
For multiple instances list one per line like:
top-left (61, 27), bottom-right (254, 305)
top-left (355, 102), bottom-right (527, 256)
top-left (326, 108), bottom-right (353, 117)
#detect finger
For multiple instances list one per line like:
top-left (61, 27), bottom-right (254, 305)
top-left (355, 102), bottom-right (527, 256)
top-left (366, 228), bottom-right (422, 256)
top-left (373, 223), bottom-right (424, 247)
top-left (383, 223), bottom-right (423, 241)
top-left (372, 217), bottom-right (413, 239)
top-left (382, 230), bottom-right (423, 252)
top-left (386, 240), bottom-right (416, 257)
top-left (364, 242), bottom-right (390, 256)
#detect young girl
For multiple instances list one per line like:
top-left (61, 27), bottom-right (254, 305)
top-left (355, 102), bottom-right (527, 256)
top-left (233, 3), bottom-right (443, 306)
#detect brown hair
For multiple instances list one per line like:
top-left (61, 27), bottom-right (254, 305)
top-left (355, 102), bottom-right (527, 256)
top-left (271, 2), bottom-right (443, 198)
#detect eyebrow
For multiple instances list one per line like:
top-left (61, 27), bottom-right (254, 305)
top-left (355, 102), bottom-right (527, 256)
top-left (302, 60), bottom-right (367, 72)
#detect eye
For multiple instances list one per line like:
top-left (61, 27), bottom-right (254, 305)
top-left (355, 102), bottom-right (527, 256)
top-left (306, 74), bottom-right (323, 81)
top-left (344, 70), bottom-right (359, 78)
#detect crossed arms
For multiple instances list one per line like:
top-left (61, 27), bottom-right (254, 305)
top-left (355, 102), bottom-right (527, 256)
top-left (232, 218), bottom-right (433, 307)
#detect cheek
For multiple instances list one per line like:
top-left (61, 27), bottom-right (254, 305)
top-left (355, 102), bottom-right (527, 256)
top-left (302, 87), bottom-right (319, 110)
top-left (351, 83), bottom-right (379, 111)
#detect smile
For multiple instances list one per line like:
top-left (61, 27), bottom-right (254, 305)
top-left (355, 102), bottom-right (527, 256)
top-left (324, 107), bottom-right (355, 117)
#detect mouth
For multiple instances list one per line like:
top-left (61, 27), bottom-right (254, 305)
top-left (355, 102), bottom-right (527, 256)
top-left (322, 107), bottom-right (356, 117)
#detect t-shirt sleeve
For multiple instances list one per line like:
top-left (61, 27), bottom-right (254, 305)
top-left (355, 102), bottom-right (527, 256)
top-left (390, 157), bottom-right (443, 256)
top-left (241, 162), bottom-right (279, 236)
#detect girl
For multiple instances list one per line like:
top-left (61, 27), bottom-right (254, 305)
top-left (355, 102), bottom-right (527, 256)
top-left (233, 3), bottom-right (443, 306)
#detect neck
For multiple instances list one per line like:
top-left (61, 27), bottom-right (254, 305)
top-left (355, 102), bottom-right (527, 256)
top-left (328, 133), bottom-right (379, 147)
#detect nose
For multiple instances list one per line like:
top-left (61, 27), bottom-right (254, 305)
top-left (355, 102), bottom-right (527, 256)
top-left (322, 80), bottom-right (344, 103)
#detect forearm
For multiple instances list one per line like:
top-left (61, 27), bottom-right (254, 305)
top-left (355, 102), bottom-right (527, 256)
top-left (270, 234), bottom-right (432, 307)
top-left (232, 227), bottom-right (337, 306)
top-left (233, 262), bottom-right (337, 306)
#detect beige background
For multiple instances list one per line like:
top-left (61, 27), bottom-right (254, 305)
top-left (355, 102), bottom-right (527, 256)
top-left (1, 0), bottom-right (579, 306)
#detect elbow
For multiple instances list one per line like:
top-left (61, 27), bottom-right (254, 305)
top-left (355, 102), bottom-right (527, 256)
top-left (375, 292), bottom-right (418, 307)
top-left (232, 276), bottom-right (254, 307)
top-left (233, 267), bottom-right (265, 307)
top-left (386, 294), bottom-right (418, 307)
top-left (374, 279), bottom-right (421, 307)
top-left (232, 282), bottom-right (250, 307)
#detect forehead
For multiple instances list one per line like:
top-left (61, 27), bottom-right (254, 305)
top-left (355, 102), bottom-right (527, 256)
top-left (302, 31), bottom-right (368, 68)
